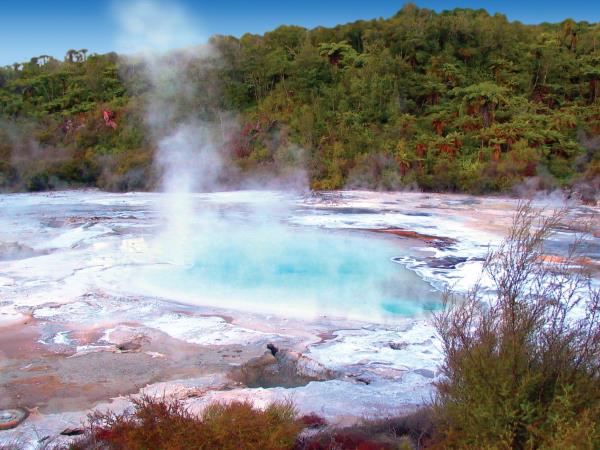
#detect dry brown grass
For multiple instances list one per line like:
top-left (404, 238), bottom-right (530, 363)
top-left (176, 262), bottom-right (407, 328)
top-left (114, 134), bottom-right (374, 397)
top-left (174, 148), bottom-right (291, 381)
top-left (65, 395), bottom-right (301, 450)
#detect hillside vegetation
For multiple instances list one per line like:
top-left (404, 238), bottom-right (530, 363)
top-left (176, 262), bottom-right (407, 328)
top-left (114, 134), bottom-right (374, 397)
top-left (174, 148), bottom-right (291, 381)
top-left (1, 5), bottom-right (599, 195)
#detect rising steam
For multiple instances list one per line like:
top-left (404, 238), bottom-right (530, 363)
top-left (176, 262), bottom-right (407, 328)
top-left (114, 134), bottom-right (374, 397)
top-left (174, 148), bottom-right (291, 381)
top-left (113, 0), bottom-right (206, 55)
top-left (114, 0), bottom-right (224, 263)
top-left (110, 1), bottom-right (438, 320)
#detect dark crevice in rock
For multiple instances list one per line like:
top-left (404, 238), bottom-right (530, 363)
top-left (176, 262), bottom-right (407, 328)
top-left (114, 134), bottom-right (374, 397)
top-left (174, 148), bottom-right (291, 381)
top-left (230, 345), bottom-right (338, 388)
top-left (266, 343), bottom-right (279, 356)
top-left (60, 428), bottom-right (85, 436)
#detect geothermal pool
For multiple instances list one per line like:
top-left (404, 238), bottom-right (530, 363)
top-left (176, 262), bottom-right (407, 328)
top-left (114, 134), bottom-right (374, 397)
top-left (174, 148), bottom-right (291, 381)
top-left (113, 226), bottom-right (441, 320)
top-left (1, 190), bottom-right (446, 324)
top-left (1, 190), bottom-right (598, 446)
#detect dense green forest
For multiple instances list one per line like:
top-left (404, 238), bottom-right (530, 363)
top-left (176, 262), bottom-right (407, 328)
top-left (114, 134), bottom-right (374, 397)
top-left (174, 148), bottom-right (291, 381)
top-left (1, 4), bottom-right (599, 196)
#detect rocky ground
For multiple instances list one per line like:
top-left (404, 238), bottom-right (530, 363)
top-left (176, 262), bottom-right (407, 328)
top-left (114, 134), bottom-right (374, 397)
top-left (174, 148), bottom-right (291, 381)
top-left (1, 190), bottom-right (598, 448)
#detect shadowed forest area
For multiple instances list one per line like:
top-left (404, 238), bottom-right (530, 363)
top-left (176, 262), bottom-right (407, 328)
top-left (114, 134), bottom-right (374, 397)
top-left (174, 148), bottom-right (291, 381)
top-left (0, 4), bottom-right (599, 196)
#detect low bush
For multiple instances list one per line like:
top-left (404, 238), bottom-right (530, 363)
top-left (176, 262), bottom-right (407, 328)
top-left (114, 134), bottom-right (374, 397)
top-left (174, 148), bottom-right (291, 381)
top-left (296, 408), bottom-right (433, 450)
top-left (431, 204), bottom-right (600, 449)
top-left (62, 396), bottom-right (429, 450)
top-left (67, 395), bottom-right (302, 450)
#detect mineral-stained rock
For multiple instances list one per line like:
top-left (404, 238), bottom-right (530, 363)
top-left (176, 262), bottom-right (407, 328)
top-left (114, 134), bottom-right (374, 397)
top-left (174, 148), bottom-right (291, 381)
top-left (0, 242), bottom-right (43, 261)
top-left (276, 349), bottom-right (337, 380)
top-left (424, 255), bottom-right (469, 269)
top-left (413, 368), bottom-right (436, 379)
top-left (0, 407), bottom-right (29, 430)
top-left (116, 341), bottom-right (143, 352)
top-left (230, 346), bottom-right (337, 388)
top-left (389, 342), bottom-right (408, 350)
top-left (361, 228), bottom-right (458, 249)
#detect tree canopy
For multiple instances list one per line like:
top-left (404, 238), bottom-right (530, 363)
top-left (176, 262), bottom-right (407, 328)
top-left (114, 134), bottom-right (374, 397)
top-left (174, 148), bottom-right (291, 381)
top-left (0, 5), bottom-right (598, 196)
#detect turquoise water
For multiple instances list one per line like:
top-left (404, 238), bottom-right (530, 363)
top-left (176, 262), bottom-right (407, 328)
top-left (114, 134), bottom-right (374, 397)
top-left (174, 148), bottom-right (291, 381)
top-left (144, 223), bottom-right (441, 320)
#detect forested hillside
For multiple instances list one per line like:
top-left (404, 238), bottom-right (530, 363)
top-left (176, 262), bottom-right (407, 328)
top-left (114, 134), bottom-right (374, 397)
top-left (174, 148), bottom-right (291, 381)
top-left (1, 5), bottom-right (599, 197)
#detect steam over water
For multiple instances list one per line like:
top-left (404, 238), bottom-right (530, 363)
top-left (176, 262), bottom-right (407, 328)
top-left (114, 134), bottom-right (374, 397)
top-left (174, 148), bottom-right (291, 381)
top-left (4, 190), bottom-right (594, 327)
top-left (0, 191), bottom-right (456, 325)
top-left (109, 2), bottom-right (438, 319)
top-left (75, 191), bottom-right (442, 321)
top-left (121, 223), bottom-right (440, 320)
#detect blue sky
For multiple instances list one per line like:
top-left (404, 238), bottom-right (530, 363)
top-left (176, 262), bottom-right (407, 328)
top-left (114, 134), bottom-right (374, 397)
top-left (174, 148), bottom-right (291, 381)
top-left (1, 0), bottom-right (599, 66)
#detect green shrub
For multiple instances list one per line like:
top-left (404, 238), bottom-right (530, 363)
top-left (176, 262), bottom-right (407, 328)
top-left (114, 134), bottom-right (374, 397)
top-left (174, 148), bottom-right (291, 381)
top-left (432, 204), bottom-right (600, 449)
top-left (26, 171), bottom-right (53, 191)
